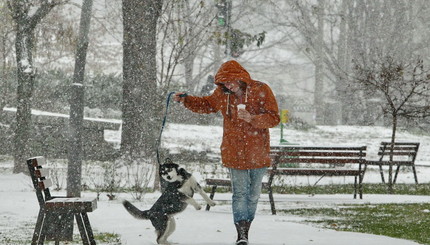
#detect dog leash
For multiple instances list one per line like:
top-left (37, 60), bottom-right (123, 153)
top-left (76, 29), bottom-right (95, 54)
top-left (156, 91), bottom-right (175, 165)
top-left (156, 91), bottom-right (187, 166)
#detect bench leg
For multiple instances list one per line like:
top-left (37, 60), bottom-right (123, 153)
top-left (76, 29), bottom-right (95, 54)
top-left (38, 216), bottom-right (48, 245)
top-left (75, 213), bottom-right (91, 245)
top-left (358, 174), bottom-right (364, 199)
top-left (359, 164), bottom-right (364, 199)
top-left (393, 165), bottom-right (401, 184)
top-left (53, 216), bottom-right (61, 245)
top-left (206, 185), bottom-right (217, 211)
top-left (412, 165), bottom-right (419, 184)
top-left (268, 185), bottom-right (276, 215)
top-left (267, 173), bottom-right (276, 215)
top-left (82, 213), bottom-right (96, 245)
top-left (32, 210), bottom-right (44, 245)
top-left (38, 234), bottom-right (46, 245)
top-left (353, 176), bottom-right (357, 199)
top-left (353, 175), bottom-right (364, 199)
top-left (361, 164), bottom-right (367, 180)
top-left (379, 164), bottom-right (386, 183)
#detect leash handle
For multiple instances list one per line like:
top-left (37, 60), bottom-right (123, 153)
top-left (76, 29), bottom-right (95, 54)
top-left (176, 92), bottom-right (188, 102)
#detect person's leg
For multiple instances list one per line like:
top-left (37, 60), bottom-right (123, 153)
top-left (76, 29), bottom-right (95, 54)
top-left (229, 168), bottom-right (250, 224)
top-left (247, 167), bottom-right (267, 222)
top-left (230, 167), bottom-right (266, 244)
top-left (230, 168), bottom-right (251, 244)
top-left (239, 167), bottom-right (267, 243)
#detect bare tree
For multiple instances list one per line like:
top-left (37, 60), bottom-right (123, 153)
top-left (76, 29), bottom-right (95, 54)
top-left (354, 56), bottom-right (430, 189)
top-left (270, 0), bottom-right (430, 125)
top-left (24, 1), bottom-right (123, 74)
top-left (7, 0), bottom-right (64, 173)
top-left (157, 1), bottom-right (268, 95)
top-left (157, 0), bottom-right (217, 93)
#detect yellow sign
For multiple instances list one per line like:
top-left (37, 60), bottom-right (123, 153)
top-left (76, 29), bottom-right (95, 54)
top-left (280, 109), bottom-right (289, 123)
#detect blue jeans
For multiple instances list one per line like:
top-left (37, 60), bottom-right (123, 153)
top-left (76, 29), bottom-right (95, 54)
top-left (229, 167), bottom-right (267, 224)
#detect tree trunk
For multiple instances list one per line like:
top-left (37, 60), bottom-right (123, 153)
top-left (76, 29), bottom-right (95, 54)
top-left (9, 1), bottom-right (58, 173)
top-left (388, 112), bottom-right (398, 193)
top-left (314, 0), bottom-right (325, 124)
top-left (67, 0), bottom-right (93, 198)
top-left (13, 27), bottom-right (34, 173)
top-left (336, 0), bottom-right (349, 125)
top-left (121, 0), bottom-right (163, 160)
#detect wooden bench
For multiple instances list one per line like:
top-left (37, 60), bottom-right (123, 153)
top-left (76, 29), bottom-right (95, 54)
top-left (205, 145), bottom-right (366, 215)
top-left (364, 142), bottom-right (419, 185)
top-left (267, 145), bottom-right (366, 214)
top-left (27, 156), bottom-right (97, 245)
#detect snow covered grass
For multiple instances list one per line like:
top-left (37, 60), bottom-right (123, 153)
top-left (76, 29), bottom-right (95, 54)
top-left (283, 203), bottom-right (430, 245)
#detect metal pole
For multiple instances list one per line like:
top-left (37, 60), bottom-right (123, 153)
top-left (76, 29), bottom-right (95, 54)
top-left (226, 0), bottom-right (232, 58)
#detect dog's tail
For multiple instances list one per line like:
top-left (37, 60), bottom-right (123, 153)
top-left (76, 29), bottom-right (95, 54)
top-left (122, 200), bottom-right (150, 219)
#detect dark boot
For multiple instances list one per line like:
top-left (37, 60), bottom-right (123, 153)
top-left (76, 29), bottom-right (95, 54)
top-left (235, 221), bottom-right (249, 245)
top-left (244, 221), bottom-right (251, 240)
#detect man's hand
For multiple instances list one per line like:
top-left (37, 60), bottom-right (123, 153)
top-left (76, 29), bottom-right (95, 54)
top-left (174, 92), bottom-right (187, 103)
top-left (238, 109), bottom-right (253, 123)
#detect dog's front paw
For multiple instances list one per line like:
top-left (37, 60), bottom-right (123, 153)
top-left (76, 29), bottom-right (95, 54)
top-left (208, 200), bottom-right (216, 206)
top-left (194, 204), bottom-right (202, 210)
top-left (157, 239), bottom-right (171, 245)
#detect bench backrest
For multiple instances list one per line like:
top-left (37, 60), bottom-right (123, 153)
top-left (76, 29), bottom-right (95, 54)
top-left (27, 156), bottom-right (53, 206)
top-left (378, 142), bottom-right (419, 162)
top-left (270, 146), bottom-right (367, 169)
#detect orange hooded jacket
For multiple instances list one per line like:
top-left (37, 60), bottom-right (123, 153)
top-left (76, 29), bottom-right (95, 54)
top-left (183, 60), bottom-right (280, 170)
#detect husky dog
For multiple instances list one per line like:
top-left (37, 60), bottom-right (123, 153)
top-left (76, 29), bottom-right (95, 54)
top-left (123, 160), bottom-right (216, 244)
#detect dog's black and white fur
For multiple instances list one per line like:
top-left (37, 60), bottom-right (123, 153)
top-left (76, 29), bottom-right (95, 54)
top-left (123, 160), bottom-right (216, 244)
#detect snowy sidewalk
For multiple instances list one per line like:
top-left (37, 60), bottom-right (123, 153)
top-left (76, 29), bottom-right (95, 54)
top-left (92, 197), bottom-right (423, 245)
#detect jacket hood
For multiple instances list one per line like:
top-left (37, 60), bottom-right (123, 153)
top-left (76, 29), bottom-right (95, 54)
top-left (214, 60), bottom-right (252, 85)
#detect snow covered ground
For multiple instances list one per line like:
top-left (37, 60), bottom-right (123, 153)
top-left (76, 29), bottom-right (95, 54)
top-left (1, 172), bottom-right (429, 245)
top-left (2, 124), bottom-right (430, 244)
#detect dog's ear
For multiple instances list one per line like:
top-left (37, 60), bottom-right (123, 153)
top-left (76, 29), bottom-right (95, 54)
top-left (163, 158), bottom-right (180, 169)
top-left (178, 167), bottom-right (192, 178)
top-left (163, 158), bottom-right (174, 165)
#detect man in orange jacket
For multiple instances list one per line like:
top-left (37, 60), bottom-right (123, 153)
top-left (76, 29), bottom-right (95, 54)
top-left (175, 60), bottom-right (280, 245)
